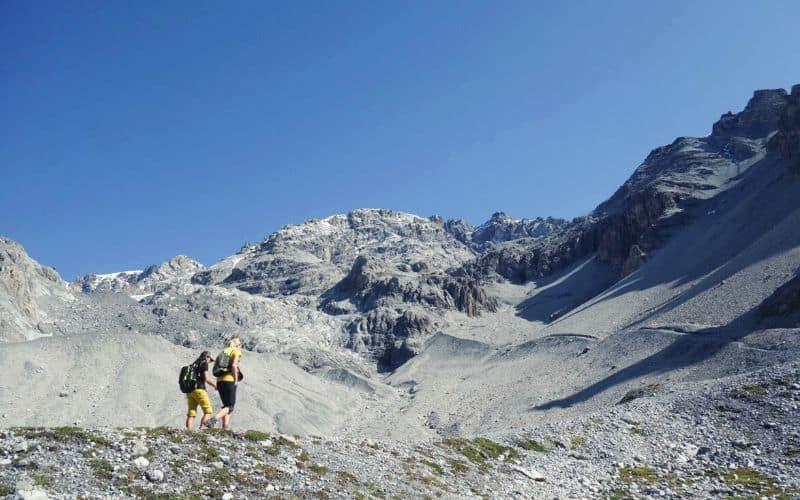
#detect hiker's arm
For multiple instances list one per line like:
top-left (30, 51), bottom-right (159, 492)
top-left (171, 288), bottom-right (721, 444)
top-left (231, 356), bottom-right (240, 384)
top-left (203, 370), bottom-right (216, 390)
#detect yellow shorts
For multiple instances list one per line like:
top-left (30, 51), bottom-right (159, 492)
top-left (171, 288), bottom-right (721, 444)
top-left (186, 389), bottom-right (212, 417)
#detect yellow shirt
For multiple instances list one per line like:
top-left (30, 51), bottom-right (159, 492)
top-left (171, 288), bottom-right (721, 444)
top-left (216, 346), bottom-right (242, 382)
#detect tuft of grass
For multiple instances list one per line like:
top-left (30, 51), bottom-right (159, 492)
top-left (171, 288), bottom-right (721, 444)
top-left (89, 459), bottom-right (114, 480)
top-left (336, 470), bottom-right (358, 484)
top-left (570, 435), bottom-right (587, 450)
top-left (785, 447), bottom-right (800, 457)
top-left (719, 467), bottom-right (792, 497)
top-left (448, 459), bottom-right (469, 474)
top-left (619, 466), bottom-right (659, 485)
top-left (41, 426), bottom-right (109, 446)
top-left (200, 444), bottom-right (218, 461)
top-left (421, 459), bottom-right (444, 475)
top-left (263, 464), bottom-right (282, 480)
top-left (0, 484), bottom-right (14, 496)
top-left (619, 466), bottom-right (659, 484)
top-left (297, 450), bottom-right (310, 462)
top-left (31, 473), bottom-right (54, 488)
top-left (243, 429), bottom-right (270, 442)
top-left (629, 427), bottom-right (643, 435)
top-left (146, 426), bottom-right (178, 438)
top-left (516, 438), bottom-right (548, 452)
top-left (472, 437), bottom-right (520, 462)
top-left (309, 463), bottom-right (329, 475)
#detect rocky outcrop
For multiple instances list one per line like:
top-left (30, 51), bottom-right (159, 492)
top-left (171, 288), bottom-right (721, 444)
top-left (768, 84), bottom-right (800, 174)
top-left (0, 237), bottom-right (73, 341)
top-left (328, 255), bottom-right (497, 315)
top-left (346, 308), bottom-right (436, 371)
top-left (712, 88), bottom-right (788, 139)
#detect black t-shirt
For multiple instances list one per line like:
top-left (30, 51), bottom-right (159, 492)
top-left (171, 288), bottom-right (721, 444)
top-left (195, 361), bottom-right (209, 390)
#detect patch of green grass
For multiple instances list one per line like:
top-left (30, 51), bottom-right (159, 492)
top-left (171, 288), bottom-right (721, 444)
top-left (448, 459), bottom-right (469, 474)
top-left (297, 450), bottom-right (310, 462)
top-left (421, 459), bottom-right (444, 475)
top-left (41, 426), bottom-right (109, 446)
top-left (262, 464), bottom-right (282, 480)
top-left (0, 484), bottom-right (14, 496)
top-left (459, 445), bottom-right (486, 468)
top-left (243, 429), bottom-right (270, 442)
top-left (516, 438), bottom-right (548, 452)
top-left (570, 435), bottom-right (587, 450)
top-left (732, 383), bottom-right (768, 401)
top-left (629, 427), bottom-right (643, 435)
top-left (472, 437), bottom-right (520, 462)
top-left (200, 444), bottom-right (218, 461)
top-left (31, 473), bottom-right (54, 488)
top-left (718, 467), bottom-right (795, 497)
top-left (169, 458), bottom-right (186, 474)
top-left (309, 463), bottom-right (329, 475)
top-left (208, 468), bottom-right (232, 486)
top-left (619, 466), bottom-right (659, 485)
top-left (336, 470), bottom-right (357, 484)
top-left (146, 426), bottom-right (178, 438)
top-left (89, 459), bottom-right (113, 480)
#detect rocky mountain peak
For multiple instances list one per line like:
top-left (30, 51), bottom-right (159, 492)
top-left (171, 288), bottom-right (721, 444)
top-left (712, 88), bottom-right (789, 139)
top-left (471, 212), bottom-right (567, 247)
top-left (139, 254), bottom-right (204, 281)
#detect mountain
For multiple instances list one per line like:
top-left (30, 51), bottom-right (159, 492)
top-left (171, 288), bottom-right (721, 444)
top-left (1, 84), bottom-right (798, 434)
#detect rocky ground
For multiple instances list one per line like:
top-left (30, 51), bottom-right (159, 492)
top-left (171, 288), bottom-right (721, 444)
top-left (2, 360), bottom-right (799, 499)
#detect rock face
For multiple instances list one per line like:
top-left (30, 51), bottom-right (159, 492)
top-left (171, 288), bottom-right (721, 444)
top-left (711, 88), bottom-right (788, 139)
top-left (0, 237), bottom-right (73, 341)
top-left (769, 84), bottom-right (800, 174)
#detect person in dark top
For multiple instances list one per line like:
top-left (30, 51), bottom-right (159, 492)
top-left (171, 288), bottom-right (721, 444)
top-left (185, 351), bottom-right (217, 430)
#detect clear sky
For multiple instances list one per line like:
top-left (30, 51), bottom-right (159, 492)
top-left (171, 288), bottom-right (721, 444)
top-left (2, 1), bottom-right (799, 281)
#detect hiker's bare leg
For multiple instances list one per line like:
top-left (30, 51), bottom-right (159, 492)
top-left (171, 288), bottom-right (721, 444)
top-left (199, 413), bottom-right (211, 429)
top-left (222, 414), bottom-right (231, 429)
top-left (185, 416), bottom-right (194, 430)
top-left (214, 407), bottom-right (230, 421)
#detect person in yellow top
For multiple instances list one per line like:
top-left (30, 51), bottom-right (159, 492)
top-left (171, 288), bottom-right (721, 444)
top-left (185, 351), bottom-right (217, 430)
top-left (206, 337), bottom-right (243, 430)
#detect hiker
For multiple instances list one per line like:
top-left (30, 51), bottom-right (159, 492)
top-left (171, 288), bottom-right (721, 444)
top-left (185, 351), bottom-right (217, 430)
top-left (207, 337), bottom-right (243, 429)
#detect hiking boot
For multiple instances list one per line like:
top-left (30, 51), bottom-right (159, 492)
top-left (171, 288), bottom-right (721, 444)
top-left (205, 416), bottom-right (219, 429)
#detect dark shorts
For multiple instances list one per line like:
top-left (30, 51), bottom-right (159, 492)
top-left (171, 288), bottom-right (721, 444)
top-left (218, 381), bottom-right (237, 413)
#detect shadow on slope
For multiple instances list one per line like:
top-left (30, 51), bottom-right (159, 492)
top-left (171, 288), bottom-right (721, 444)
top-left (547, 156), bottom-right (800, 332)
top-left (514, 255), bottom-right (616, 323)
top-left (531, 310), bottom-right (788, 410)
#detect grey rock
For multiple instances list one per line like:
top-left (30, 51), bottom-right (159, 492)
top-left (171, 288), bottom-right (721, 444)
top-left (145, 469), bottom-right (164, 482)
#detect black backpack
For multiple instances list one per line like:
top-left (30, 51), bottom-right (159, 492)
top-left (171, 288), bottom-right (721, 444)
top-left (178, 361), bottom-right (200, 394)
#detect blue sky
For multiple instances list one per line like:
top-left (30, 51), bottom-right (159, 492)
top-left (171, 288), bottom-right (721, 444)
top-left (2, 1), bottom-right (799, 280)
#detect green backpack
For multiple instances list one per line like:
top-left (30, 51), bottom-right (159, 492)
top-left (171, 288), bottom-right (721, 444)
top-left (212, 351), bottom-right (231, 377)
